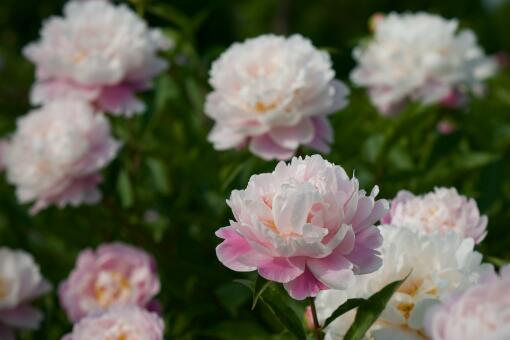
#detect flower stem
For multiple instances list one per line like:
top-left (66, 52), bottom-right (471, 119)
top-left (309, 296), bottom-right (323, 340)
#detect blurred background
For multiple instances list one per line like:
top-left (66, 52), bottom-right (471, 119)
top-left (1, 0), bottom-right (510, 338)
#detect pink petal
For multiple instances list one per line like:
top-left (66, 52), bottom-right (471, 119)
top-left (215, 227), bottom-right (257, 272)
top-left (283, 267), bottom-right (328, 300)
top-left (307, 251), bottom-right (354, 290)
top-left (249, 134), bottom-right (295, 160)
top-left (258, 257), bottom-right (305, 283)
top-left (30, 79), bottom-right (99, 105)
top-left (0, 305), bottom-right (43, 330)
top-left (344, 245), bottom-right (382, 275)
top-left (96, 85), bottom-right (145, 117)
top-left (268, 119), bottom-right (314, 149)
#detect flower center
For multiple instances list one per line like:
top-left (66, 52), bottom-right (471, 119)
top-left (94, 271), bottom-right (132, 308)
top-left (254, 101), bottom-right (278, 113)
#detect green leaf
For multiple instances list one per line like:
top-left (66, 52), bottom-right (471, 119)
top-left (234, 279), bottom-right (255, 292)
top-left (323, 298), bottom-right (366, 328)
top-left (252, 275), bottom-right (271, 310)
top-left (146, 158), bottom-right (170, 194)
top-left (116, 170), bottom-right (134, 208)
top-left (344, 274), bottom-right (410, 340)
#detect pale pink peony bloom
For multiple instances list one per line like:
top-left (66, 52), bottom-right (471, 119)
top-left (215, 155), bottom-right (388, 300)
top-left (0, 248), bottom-right (51, 340)
top-left (351, 12), bottom-right (496, 116)
top-left (23, 0), bottom-right (172, 117)
top-left (425, 265), bottom-right (510, 340)
top-left (62, 305), bottom-right (164, 340)
top-left (205, 34), bottom-right (349, 160)
top-left (382, 187), bottom-right (487, 243)
top-left (59, 243), bottom-right (160, 323)
top-left (2, 100), bottom-right (120, 214)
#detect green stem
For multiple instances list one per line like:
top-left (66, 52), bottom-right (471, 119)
top-left (309, 296), bottom-right (323, 340)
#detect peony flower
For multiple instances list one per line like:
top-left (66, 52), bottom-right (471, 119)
top-left (2, 100), bottom-right (120, 214)
top-left (23, 0), bottom-right (172, 117)
top-left (382, 187), bottom-right (487, 243)
top-left (351, 12), bottom-right (496, 115)
top-left (205, 34), bottom-right (349, 160)
top-left (425, 265), bottom-right (510, 340)
top-left (215, 155), bottom-right (388, 300)
top-left (315, 225), bottom-right (493, 340)
top-left (0, 248), bottom-right (51, 340)
top-left (59, 242), bottom-right (160, 323)
top-left (62, 305), bottom-right (164, 340)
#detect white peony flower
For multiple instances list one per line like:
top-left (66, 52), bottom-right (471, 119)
top-left (0, 248), bottom-right (51, 340)
top-left (383, 187), bottom-right (488, 244)
top-left (351, 12), bottom-right (496, 115)
top-left (3, 100), bottom-right (121, 214)
top-left (315, 225), bottom-right (493, 340)
top-left (23, 0), bottom-right (172, 117)
top-left (205, 34), bottom-right (349, 160)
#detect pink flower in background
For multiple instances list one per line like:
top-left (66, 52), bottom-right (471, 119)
top-left (215, 155), bottom-right (388, 299)
top-left (62, 305), bottom-right (164, 340)
top-left (351, 12), bottom-right (496, 115)
top-left (23, 0), bottom-right (172, 117)
top-left (437, 120), bottom-right (456, 135)
top-left (205, 34), bottom-right (349, 160)
top-left (59, 243), bottom-right (160, 322)
top-left (2, 100), bottom-right (120, 214)
top-left (0, 248), bottom-right (51, 340)
top-left (425, 265), bottom-right (510, 340)
top-left (382, 187), bottom-right (487, 243)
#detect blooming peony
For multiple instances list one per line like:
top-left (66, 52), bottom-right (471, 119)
top-left (0, 248), bottom-right (51, 340)
top-left (23, 0), bottom-right (172, 117)
top-left (205, 34), bottom-right (349, 160)
top-left (315, 225), bottom-right (493, 340)
top-left (59, 242), bottom-right (160, 322)
top-left (351, 12), bottom-right (496, 115)
top-left (215, 155), bottom-right (388, 300)
top-left (425, 265), bottom-right (510, 340)
top-left (2, 100), bottom-right (120, 214)
top-left (62, 305), bottom-right (164, 340)
top-left (382, 187), bottom-right (487, 243)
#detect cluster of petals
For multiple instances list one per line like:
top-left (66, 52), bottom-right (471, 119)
top-left (205, 34), bottom-right (349, 160)
top-left (351, 12), bottom-right (496, 115)
top-left (23, 0), bottom-right (172, 117)
top-left (215, 155), bottom-right (388, 299)
top-left (59, 242), bottom-right (160, 323)
top-left (425, 265), bottom-right (510, 340)
top-left (2, 100), bottom-right (120, 214)
top-left (382, 187), bottom-right (488, 243)
top-left (0, 248), bottom-right (51, 340)
top-left (315, 225), bottom-right (492, 340)
top-left (62, 305), bottom-right (164, 340)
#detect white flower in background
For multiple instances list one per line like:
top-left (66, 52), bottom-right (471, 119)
top-left (0, 248), bottom-right (51, 340)
top-left (23, 0), bottom-right (172, 117)
top-left (351, 12), bottom-right (496, 115)
top-left (315, 225), bottom-right (493, 340)
top-left (3, 100), bottom-right (120, 214)
top-left (205, 34), bottom-right (349, 160)
top-left (382, 187), bottom-right (488, 243)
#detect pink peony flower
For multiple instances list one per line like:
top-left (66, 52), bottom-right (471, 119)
top-left (382, 187), bottom-right (487, 243)
top-left (62, 305), bottom-right (164, 340)
top-left (205, 34), bottom-right (349, 160)
top-left (0, 248), bottom-right (51, 340)
top-left (425, 265), bottom-right (510, 340)
top-left (23, 0), bottom-right (172, 117)
top-left (59, 243), bottom-right (160, 323)
top-left (2, 100), bottom-right (120, 214)
top-left (215, 155), bottom-right (388, 300)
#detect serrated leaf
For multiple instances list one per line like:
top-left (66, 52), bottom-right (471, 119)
top-left (344, 274), bottom-right (410, 340)
top-left (323, 298), bottom-right (366, 328)
top-left (116, 170), bottom-right (134, 208)
top-left (252, 275), bottom-right (271, 310)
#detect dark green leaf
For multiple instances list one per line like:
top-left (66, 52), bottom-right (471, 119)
top-left (323, 298), bottom-right (366, 328)
top-left (252, 275), bottom-right (271, 310)
top-left (146, 158), bottom-right (170, 194)
top-left (116, 170), bottom-right (134, 208)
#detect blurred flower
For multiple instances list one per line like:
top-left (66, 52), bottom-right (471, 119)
top-left (0, 248), bottom-right (51, 340)
top-left (3, 100), bottom-right (120, 214)
top-left (62, 305), bottom-right (164, 340)
top-left (215, 155), bottom-right (388, 300)
top-left (382, 187), bottom-right (487, 243)
top-left (315, 225), bottom-right (493, 340)
top-left (351, 12), bottom-right (496, 115)
top-left (425, 265), bottom-right (510, 340)
top-left (205, 34), bottom-right (349, 160)
top-left (23, 0), bottom-right (172, 117)
top-left (436, 120), bottom-right (456, 135)
top-left (59, 242), bottom-right (160, 323)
